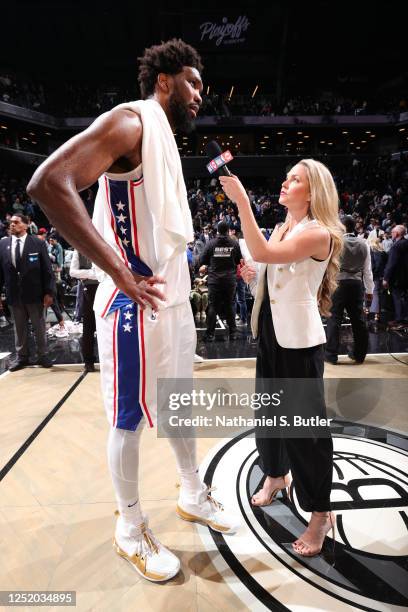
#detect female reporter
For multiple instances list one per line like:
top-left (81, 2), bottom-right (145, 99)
top-left (220, 159), bottom-right (344, 557)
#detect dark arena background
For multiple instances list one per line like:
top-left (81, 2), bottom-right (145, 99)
top-left (0, 2), bottom-right (407, 611)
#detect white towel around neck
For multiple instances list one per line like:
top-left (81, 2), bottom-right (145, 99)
top-left (127, 99), bottom-right (194, 266)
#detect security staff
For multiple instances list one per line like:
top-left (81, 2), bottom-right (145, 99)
top-left (325, 215), bottom-right (374, 364)
top-left (0, 214), bottom-right (54, 371)
top-left (200, 221), bottom-right (242, 341)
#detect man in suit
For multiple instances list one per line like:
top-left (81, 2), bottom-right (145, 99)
top-left (0, 214), bottom-right (54, 371)
top-left (383, 225), bottom-right (408, 330)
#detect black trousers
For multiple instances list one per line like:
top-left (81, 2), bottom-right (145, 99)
top-left (255, 292), bottom-right (333, 512)
top-left (206, 282), bottom-right (237, 335)
top-left (10, 302), bottom-right (47, 360)
top-left (82, 283), bottom-right (97, 365)
top-left (325, 279), bottom-right (368, 362)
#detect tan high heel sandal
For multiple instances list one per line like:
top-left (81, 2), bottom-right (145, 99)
top-left (251, 473), bottom-right (292, 507)
top-left (293, 511), bottom-right (336, 557)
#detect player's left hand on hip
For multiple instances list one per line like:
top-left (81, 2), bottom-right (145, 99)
top-left (117, 270), bottom-right (166, 310)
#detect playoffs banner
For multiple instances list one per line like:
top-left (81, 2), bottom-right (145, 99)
top-left (183, 13), bottom-right (253, 49)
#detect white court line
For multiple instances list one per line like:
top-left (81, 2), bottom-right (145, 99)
top-left (200, 352), bottom-right (408, 364)
top-left (26, 353), bottom-right (408, 367)
top-left (2, 353), bottom-right (406, 372)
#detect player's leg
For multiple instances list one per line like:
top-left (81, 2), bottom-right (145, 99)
top-left (96, 306), bottom-right (180, 581)
top-left (161, 302), bottom-right (239, 533)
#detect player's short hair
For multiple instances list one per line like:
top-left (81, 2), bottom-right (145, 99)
top-left (138, 38), bottom-right (203, 99)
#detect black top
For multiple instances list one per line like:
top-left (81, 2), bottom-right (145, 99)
top-left (199, 235), bottom-right (242, 284)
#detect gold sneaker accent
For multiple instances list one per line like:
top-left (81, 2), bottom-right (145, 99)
top-left (176, 504), bottom-right (231, 532)
top-left (113, 535), bottom-right (171, 582)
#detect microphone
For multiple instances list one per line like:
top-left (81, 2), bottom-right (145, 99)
top-left (205, 140), bottom-right (234, 176)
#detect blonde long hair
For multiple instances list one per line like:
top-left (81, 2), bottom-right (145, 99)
top-left (298, 159), bottom-right (344, 317)
top-left (367, 235), bottom-right (384, 252)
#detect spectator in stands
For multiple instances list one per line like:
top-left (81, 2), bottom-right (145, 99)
top-left (0, 219), bottom-right (9, 239)
top-left (382, 230), bottom-right (393, 253)
top-left (383, 225), bottom-right (408, 329)
top-left (382, 212), bottom-right (394, 231)
top-left (325, 216), bottom-right (374, 364)
top-left (69, 250), bottom-right (98, 372)
top-left (190, 267), bottom-right (208, 324)
top-left (368, 218), bottom-right (384, 240)
top-left (192, 232), bottom-right (205, 269)
top-left (27, 215), bottom-right (38, 235)
top-left (48, 233), bottom-right (65, 309)
top-left (37, 229), bottom-right (68, 337)
top-left (367, 235), bottom-right (387, 323)
top-left (12, 196), bottom-right (25, 215)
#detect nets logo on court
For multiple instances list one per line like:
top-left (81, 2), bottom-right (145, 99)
top-left (199, 431), bottom-right (408, 611)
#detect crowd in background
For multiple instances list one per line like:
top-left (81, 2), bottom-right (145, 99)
top-left (1, 153), bottom-right (406, 329)
top-left (1, 71), bottom-right (406, 118)
top-left (200, 93), bottom-right (407, 118)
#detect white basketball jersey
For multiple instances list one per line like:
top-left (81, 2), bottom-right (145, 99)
top-left (92, 164), bottom-right (191, 318)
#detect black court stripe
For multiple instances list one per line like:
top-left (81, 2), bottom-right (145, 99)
top-left (399, 510), bottom-right (408, 531)
top-left (0, 371), bottom-right (87, 482)
top-left (204, 431), bottom-right (290, 611)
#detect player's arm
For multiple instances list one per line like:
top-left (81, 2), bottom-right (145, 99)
top-left (27, 108), bottom-right (165, 309)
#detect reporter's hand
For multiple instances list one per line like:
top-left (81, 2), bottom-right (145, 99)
top-left (382, 280), bottom-right (389, 289)
top-left (219, 174), bottom-right (249, 206)
top-left (113, 268), bottom-right (166, 310)
top-left (365, 293), bottom-right (373, 307)
top-left (241, 263), bottom-right (257, 284)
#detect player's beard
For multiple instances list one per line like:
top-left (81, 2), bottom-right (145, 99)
top-left (169, 90), bottom-right (196, 134)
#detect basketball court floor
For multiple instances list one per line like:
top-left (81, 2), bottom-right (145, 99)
top-left (0, 318), bottom-right (407, 611)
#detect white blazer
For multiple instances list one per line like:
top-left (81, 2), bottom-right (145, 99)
top-left (250, 217), bottom-right (331, 349)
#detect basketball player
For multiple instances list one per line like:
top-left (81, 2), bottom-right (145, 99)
top-left (27, 39), bottom-right (236, 582)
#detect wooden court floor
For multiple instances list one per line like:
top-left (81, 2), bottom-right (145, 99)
top-left (0, 356), bottom-right (407, 611)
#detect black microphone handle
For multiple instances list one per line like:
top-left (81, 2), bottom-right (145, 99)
top-left (217, 165), bottom-right (232, 177)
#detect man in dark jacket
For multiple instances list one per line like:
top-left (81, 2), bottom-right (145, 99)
top-left (200, 221), bottom-right (242, 341)
top-left (383, 225), bottom-right (408, 329)
top-left (0, 214), bottom-right (54, 370)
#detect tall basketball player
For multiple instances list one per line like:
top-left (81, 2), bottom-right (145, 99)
top-left (27, 39), bottom-right (236, 583)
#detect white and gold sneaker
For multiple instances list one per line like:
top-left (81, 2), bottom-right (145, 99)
top-left (113, 514), bottom-right (180, 582)
top-left (176, 485), bottom-right (239, 534)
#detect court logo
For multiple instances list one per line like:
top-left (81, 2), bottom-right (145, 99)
top-left (200, 431), bottom-right (408, 610)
